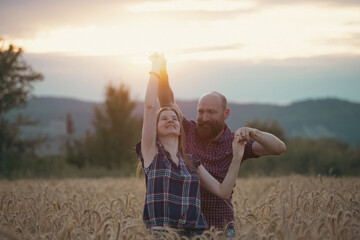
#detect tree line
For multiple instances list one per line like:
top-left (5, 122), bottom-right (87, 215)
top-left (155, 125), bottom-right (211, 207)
top-left (1, 40), bottom-right (359, 178)
top-left (243, 119), bottom-right (360, 177)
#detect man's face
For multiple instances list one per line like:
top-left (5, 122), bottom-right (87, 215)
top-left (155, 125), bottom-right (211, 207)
top-left (196, 94), bottom-right (227, 141)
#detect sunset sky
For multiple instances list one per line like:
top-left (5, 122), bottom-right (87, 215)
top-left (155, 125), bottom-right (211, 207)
top-left (1, 0), bottom-right (359, 104)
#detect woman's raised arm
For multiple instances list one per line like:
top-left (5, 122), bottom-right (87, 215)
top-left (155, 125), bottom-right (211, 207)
top-left (198, 134), bottom-right (246, 199)
top-left (141, 53), bottom-right (165, 168)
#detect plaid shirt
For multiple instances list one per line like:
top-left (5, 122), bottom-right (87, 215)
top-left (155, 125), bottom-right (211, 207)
top-left (136, 141), bottom-right (208, 230)
top-left (183, 117), bottom-right (256, 229)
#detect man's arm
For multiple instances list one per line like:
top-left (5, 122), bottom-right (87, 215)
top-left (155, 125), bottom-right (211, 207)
top-left (237, 127), bottom-right (286, 157)
top-left (158, 59), bottom-right (174, 107)
top-left (158, 59), bottom-right (184, 117)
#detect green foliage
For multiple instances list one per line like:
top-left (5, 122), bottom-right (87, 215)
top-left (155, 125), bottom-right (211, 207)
top-left (0, 40), bottom-right (44, 178)
top-left (239, 137), bottom-right (360, 177)
top-left (246, 118), bottom-right (286, 141)
top-left (65, 83), bottom-right (142, 174)
top-left (239, 118), bottom-right (360, 177)
top-left (0, 39), bottom-right (43, 114)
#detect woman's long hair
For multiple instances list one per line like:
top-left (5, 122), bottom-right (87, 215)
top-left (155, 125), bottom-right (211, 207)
top-left (136, 107), bottom-right (194, 178)
top-left (156, 107), bottom-right (194, 170)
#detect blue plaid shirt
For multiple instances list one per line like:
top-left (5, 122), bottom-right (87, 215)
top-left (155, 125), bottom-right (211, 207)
top-left (136, 141), bottom-right (208, 230)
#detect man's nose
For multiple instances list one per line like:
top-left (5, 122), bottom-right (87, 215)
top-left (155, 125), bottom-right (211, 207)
top-left (202, 113), bottom-right (210, 121)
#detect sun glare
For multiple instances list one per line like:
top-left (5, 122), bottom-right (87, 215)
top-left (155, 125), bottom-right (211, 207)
top-left (8, 2), bottom-right (360, 63)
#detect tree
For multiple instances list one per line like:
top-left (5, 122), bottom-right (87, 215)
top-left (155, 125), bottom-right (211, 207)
top-left (0, 39), bottom-right (43, 114)
top-left (246, 118), bottom-right (286, 141)
top-left (65, 83), bottom-right (141, 173)
top-left (0, 39), bottom-right (44, 177)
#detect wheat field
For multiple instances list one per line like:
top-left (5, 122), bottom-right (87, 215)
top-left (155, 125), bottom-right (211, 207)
top-left (0, 176), bottom-right (359, 240)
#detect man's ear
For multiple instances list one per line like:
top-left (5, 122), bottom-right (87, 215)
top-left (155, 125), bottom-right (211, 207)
top-left (224, 108), bottom-right (230, 120)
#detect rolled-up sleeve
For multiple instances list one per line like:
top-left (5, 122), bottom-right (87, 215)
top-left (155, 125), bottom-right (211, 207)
top-left (242, 139), bottom-right (259, 161)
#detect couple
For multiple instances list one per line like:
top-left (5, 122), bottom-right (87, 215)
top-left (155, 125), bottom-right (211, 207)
top-left (136, 53), bottom-right (286, 238)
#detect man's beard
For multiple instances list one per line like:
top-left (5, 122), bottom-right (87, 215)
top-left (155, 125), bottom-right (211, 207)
top-left (196, 119), bottom-right (225, 141)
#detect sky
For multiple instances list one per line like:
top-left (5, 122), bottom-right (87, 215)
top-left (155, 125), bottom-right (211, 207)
top-left (1, 0), bottom-right (360, 105)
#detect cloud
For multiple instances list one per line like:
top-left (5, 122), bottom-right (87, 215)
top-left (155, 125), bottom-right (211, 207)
top-left (0, 0), bottom-right (145, 38)
top-left (2, 0), bottom-right (359, 40)
top-left (314, 32), bottom-right (360, 50)
top-left (255, 0), bottom-right (360, 7)
top-left (142, 8), bottom-right (259, 22)
top-left (129, 0), bottom-right (256, 12)
top-left (169, 43), bottom-right (244, 54)
top-left (0, 0), bottom-right (260, 39)
top-left (2, 0), bottom-right (360, 60)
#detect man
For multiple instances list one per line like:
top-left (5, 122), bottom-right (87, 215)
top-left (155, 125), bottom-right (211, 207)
top-left (158, 60), bottom-right (286, 237)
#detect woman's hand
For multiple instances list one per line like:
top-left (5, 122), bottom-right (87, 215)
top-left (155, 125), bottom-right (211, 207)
top-left (149, 52), bottom-right (165, 74)
top-left (235, 127), bottom-right (257, 142)
top-left (232, 132), bottom-right (246, 163)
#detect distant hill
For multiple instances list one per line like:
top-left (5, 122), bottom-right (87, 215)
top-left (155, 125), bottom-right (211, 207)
top-left (226, 98), bottom-right (360, 144)
top-left (5, 97), bottom-right (360, 155)
top-left (6, 97), bottom-right (99, 138)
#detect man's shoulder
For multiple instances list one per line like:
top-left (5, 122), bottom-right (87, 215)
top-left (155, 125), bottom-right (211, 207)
top-left (220, 124), bottom-right (234, 141)
top-left (182, 116), bottom-right (197, 129)
top-left (183, 116), bottom-right (195, 123)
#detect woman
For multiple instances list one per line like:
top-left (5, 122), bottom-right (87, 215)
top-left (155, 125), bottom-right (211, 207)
top-left (136, 53), bottom-right (246, 238)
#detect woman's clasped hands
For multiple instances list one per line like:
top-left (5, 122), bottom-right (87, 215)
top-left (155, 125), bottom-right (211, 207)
top-left (149, 52), bottom-right (166, 75)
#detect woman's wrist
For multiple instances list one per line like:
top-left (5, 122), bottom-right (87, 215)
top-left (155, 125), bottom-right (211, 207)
top-left (149, 71), bottom-right (160, 80)
top-left (150, 66), bottom-right (161, 74)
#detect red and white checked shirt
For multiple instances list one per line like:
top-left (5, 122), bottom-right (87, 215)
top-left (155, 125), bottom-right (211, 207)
top-left (183, 117), bottom-right (256, 229)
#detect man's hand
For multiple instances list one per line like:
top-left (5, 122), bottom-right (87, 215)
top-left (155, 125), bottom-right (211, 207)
top-left (235, 127), bottom-right (257, 142)
top-left (160, 58), bottom-right (168, 82)
top-left (158, 53), bottom-right (175, 105)
top-left (235, 127), bottom-right (286, 157)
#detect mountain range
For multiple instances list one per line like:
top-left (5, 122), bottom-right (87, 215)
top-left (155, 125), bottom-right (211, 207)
top-left (5, 97), bottom-right (360, 155)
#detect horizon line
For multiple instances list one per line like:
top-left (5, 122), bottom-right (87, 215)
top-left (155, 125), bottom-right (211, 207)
top-left (30, 95), bottom-right (360, 106)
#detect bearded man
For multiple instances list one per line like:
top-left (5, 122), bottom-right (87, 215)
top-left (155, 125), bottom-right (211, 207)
top-left (158, 60), bottom-right (286, 238)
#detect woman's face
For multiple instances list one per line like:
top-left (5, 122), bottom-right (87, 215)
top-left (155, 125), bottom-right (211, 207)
top-left (157, 110), bottom-right (181, 137)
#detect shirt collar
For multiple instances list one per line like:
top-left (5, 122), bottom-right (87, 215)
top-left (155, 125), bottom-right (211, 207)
top-left (156, 140), bottom-right (184, 168)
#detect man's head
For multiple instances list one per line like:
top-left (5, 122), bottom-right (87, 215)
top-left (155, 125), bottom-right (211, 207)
top-left (196, 91), bottom-right (230, 141)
